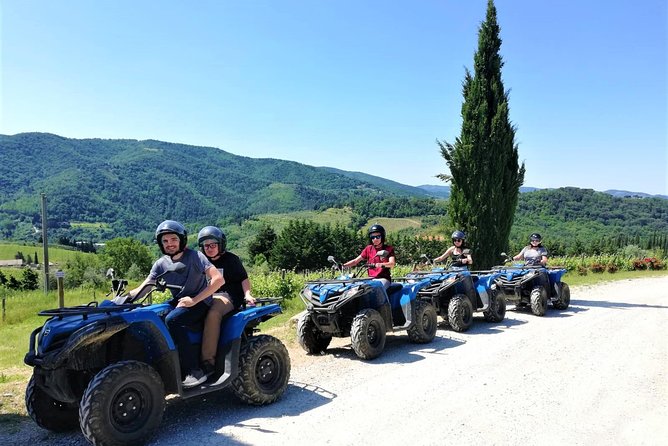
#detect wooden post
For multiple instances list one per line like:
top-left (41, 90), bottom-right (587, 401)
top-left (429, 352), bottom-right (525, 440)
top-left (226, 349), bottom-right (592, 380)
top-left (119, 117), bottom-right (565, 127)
top-left (56, 270), bottom-right (65, 308)
top-left (2, 296), bottom-right (5, 322)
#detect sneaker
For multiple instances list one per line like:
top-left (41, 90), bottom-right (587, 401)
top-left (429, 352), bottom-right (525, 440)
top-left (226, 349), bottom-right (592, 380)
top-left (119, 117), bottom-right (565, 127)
top-left (182, 369), bottom-right (207, 389)
top-left (202, 361), bottom-right (215, 377)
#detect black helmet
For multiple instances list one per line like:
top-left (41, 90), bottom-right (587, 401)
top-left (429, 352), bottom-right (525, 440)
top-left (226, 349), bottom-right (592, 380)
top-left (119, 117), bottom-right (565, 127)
top-left (530, 233), bottom-right (542, 242)
top-left (451, 230), bottom-right (466, 241)
top-left (368, 224), bottom-right (386, 243)
top-left (198, 225), bottom-right (227, 255)
top-left (155, 220), bottom-right (188, 255)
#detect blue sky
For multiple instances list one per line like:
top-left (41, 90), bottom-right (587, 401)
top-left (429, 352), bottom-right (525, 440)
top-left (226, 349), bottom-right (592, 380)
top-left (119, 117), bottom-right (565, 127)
top-left (2, 0), bottom-right (666, 195)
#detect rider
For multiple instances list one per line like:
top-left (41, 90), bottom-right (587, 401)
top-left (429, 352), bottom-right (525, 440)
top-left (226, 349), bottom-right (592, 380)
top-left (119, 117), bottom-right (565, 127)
top-left (197, 226), bottom-right (256, 378)
top-left (514, 233), bottom-right (548, 266)
top-left (433, 230), bottom-right (473, 267)
top-left (343, 224), bottom-right (396, 288)
top-left (129, 220), bottom-right (223, 389)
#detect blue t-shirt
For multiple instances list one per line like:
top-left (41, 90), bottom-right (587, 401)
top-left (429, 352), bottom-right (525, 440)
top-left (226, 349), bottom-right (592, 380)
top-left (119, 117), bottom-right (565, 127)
top-left (149, 249), bottom-right (213, 305)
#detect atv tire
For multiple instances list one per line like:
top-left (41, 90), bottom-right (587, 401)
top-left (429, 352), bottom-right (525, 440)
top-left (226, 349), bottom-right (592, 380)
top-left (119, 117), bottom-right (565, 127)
top-left (351, 308), bottom-right (386, 360)
top-left (530, 286), bottom-right (548, 316)
top-left (26, 374), bottom-right (79, 432)
top-left (80, 360), bottom-right (165, 446)
top-left (407, 300), bottom-right (437, 343)
top-left (483, 286), bottom-right (507, 322)
top-left (552, 282), bottom-right (571, 310)
top-left (448, 294), bottom-right (474, 332)
top-left (297, 312), bottom-right (332, 354)
top-left (233, 335), bottom-right (291, 405)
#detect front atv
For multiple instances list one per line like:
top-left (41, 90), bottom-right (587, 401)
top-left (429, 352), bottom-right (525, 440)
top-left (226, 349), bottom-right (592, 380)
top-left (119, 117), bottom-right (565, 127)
top-left (493, 255), bottom-right (570, 316)
top-left (24, 263), bottom-right (290, 445)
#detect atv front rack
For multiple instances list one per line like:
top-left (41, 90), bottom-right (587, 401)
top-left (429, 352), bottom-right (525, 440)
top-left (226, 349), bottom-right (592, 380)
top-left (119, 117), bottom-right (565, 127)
top-left (38, 302), bottom-right (144, 320)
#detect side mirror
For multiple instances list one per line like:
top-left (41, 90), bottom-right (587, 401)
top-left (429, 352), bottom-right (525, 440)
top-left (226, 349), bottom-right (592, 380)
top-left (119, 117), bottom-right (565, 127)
top-left (167, 262), bottom-right (186, 274)
top-left (500, 252), bottom-right (507, 257)
top-left (462, 249), bottom-right (471, 255)
top-left (376, 250), bottom-right (389, 259)
top-left (420, 254), bottom-right (429, 260)
top-left (327, 255), bottom-right (336, 263)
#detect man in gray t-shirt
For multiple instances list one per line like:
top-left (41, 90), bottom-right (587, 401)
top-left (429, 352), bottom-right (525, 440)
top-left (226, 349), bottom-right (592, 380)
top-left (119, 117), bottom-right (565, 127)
top-left (514, 232), bottom-right (548, 266)
top-left (130, 220), bottom-right (223, 389)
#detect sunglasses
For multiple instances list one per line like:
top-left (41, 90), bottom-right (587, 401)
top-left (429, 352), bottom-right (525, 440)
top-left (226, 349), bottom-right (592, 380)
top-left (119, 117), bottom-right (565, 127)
top-left (202, 243), bottom-right (218, 249)
top-left (370, 235), bottom-right (382, 240)
top-left (453, 238), bottom-right (463, 242)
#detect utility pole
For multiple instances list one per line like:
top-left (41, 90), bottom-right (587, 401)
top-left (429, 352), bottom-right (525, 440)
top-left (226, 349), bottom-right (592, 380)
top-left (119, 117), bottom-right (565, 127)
top-left (41, 193), bottom-right (49, 293)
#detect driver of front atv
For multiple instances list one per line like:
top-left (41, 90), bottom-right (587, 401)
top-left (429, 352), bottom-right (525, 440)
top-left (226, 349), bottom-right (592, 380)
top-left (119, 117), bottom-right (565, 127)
top-left (129, 220), bottom-right (223, 388)
top-left (342, 224), bottom-right (396, 289)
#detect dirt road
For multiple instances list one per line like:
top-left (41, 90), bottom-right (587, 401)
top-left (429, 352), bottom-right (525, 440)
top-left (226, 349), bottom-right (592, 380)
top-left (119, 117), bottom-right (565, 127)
top-left (5, 276), bottom-right (667, 446)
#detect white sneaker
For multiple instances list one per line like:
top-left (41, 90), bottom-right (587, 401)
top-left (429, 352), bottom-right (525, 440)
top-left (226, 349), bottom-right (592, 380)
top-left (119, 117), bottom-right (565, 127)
top-left (182, 369), bottom-right (207, 389)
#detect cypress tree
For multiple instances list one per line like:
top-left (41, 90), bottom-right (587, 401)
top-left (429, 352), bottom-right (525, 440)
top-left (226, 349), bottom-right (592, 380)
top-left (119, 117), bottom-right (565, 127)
top-left (437, 0), bottom-right (525, 268)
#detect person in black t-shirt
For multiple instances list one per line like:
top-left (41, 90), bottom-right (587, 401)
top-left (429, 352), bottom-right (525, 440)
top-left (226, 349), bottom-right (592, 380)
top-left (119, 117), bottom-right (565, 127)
top-left (197, 226), bottom-right (255, 375)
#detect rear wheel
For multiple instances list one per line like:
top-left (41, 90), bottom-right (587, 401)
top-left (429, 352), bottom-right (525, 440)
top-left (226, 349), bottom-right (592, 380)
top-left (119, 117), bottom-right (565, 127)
top-left (407, 300), bottom-right (437, 343)
top-left (483, 286), bottom-right (507, 322)
top-left (296, 312), bottom-right (332, 354)
top-left (233, 335), bottom-right (291, 405)
top-left (552, 282), bottom-right (571, 310)
top-left (530, 287), bottom-right (548, 316)
top-left (351, 308), bottom-right (386, 360)
top-left (79, 361), bottom-right (165, 446)
top-left (26, 374), bottom-right (79, 432)
top-left (448, 294), bottom-right (474, 332)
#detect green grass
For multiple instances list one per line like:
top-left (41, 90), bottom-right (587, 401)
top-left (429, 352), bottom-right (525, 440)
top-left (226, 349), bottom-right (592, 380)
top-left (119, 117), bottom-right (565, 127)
top-left (561, 269), bottom-right (667, 287)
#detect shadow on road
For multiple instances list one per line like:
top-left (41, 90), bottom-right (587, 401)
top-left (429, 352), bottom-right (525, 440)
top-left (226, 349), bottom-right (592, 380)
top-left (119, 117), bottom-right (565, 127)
top-left (570, 299), bottom-right (668, 310)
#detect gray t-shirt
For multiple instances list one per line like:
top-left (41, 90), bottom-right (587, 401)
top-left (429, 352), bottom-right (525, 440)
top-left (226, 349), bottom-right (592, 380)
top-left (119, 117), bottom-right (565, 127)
top-left (149, 249), bottom-right (214, 305)
top-left (518, 245), bottom-right (548, 265)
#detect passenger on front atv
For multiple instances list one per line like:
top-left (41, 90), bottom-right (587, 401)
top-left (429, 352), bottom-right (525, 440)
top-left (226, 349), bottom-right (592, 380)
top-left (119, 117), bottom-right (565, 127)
top-left (197, 225), bottom-right (256, 378)
top-left (129, 220), bottom-right (223, 388)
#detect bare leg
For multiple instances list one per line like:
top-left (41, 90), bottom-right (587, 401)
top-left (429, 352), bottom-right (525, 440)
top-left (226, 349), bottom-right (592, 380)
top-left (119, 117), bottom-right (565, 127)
top-left (201, 293), bottom-right (234, 366)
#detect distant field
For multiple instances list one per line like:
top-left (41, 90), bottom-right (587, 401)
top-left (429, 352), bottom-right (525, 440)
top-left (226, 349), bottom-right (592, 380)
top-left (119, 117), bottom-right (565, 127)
top-left (0, 242), bottom-right (93, 263)
top-left (70, 221), bottom-right (110, 229)
top-left (364, 216), bottom-right (423, 233)
top-left (257, 207), bottom-right (354, 230)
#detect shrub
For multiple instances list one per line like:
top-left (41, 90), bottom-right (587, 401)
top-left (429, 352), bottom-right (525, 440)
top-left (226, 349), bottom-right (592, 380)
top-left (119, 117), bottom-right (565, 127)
top-left (590, 263), bottom-right (605, 273)
top-left (606, 263), bottom-right (618, 273)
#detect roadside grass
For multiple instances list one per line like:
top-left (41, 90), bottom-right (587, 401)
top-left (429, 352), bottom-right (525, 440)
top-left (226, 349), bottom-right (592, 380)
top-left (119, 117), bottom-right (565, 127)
top-left (1, 269), bottom-right (665, 419)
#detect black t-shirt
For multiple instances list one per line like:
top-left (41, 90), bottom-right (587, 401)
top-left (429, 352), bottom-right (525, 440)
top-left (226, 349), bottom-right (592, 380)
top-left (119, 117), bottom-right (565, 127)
top-left (209, 251), bottom-right (249, 307)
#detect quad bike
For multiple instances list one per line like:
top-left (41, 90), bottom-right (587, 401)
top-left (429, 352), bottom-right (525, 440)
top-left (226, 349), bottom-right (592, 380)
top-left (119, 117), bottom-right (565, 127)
top-left (492, 253), bottom-right (570, 316)
top-left (406, 255), bottom-right (506, 332)
top-left (297, 252), bottom-right (437, 360)
top-left (24, 262), bottom-right (291, 445)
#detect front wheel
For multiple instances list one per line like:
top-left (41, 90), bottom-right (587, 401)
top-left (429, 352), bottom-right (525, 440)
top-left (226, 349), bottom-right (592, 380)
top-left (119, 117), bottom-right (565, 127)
top-left (483, 287), bottom-right (507, 322)
top-left (233, 335), bottom-right (291, 405)
top-left (296, 312), bottom-right (332, 354)
top-left (79, 361), bottom-right (165, 446)
top-left (530, 286), bottom-right (548, 316)
top-left (552, 282), bottom-right (571, 310)
top-left (26, 374), bottom-right (79, 432)
top-left (351, 308), bottom-right (386, 360)
top-left (407, 300), bottom-right (437, 343)
top-left (448, 294), bottom-right (474, 332)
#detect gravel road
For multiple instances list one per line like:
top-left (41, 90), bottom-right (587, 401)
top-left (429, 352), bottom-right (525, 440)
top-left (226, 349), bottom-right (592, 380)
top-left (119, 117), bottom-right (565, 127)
top-left (4, 276), bottom-right (667, 446)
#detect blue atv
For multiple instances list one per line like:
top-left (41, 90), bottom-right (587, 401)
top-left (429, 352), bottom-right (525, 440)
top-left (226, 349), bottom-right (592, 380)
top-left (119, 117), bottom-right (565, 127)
top-left (492, 253), bottom-right (570, 316)
top-left (297, 253), bottom-right (438, 360)
top-left (24, 262), bottom-right (291, 445)
top-left (407, 256), bottom-right (506, 332)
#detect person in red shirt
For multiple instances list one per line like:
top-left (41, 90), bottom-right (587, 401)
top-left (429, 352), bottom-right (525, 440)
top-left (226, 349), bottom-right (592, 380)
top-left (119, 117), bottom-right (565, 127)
top-left (343, 224), bottom-right (396, 288)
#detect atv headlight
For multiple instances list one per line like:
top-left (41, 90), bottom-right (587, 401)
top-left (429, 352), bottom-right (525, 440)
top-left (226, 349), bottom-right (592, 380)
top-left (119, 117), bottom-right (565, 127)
top-left (445, 276), bottom-right (457, 284)
top-left (302, 288), bottom-right (313, 300)
top-left (342, 286), bottom-right (361, 299)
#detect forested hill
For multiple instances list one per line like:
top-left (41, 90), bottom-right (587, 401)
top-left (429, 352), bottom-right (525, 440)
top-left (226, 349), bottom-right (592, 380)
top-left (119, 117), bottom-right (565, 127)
top-left (0, 133), bottom-right (427, 239)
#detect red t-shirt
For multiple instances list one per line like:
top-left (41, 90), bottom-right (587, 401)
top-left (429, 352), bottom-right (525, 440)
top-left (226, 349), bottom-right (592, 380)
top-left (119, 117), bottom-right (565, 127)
top-left (360, 244), bottom-right (395, 281)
